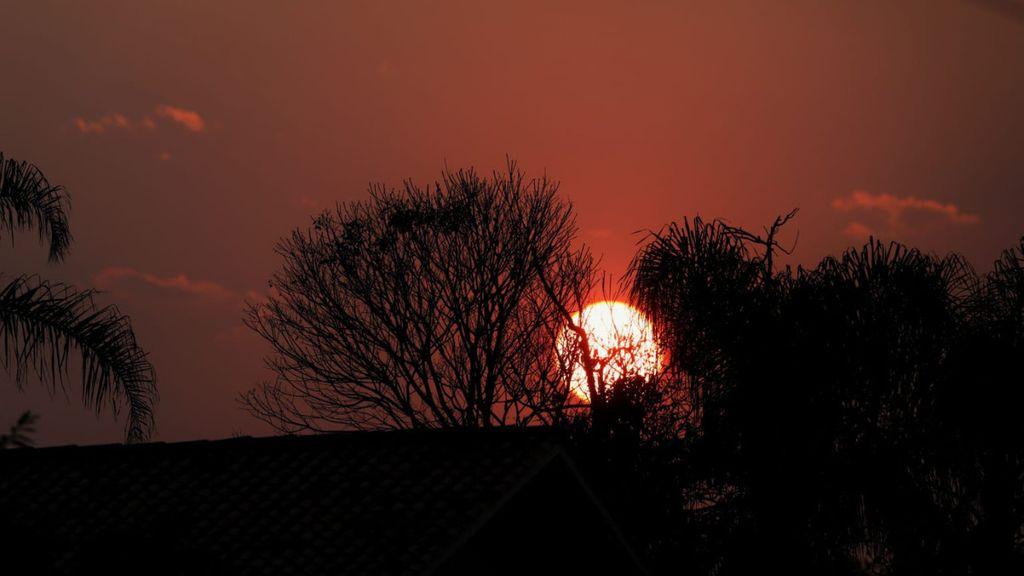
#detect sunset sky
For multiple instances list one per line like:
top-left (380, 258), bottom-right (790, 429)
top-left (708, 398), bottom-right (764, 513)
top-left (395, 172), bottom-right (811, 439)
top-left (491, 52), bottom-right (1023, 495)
top-left (2, 0), bottom-right (1022, 445)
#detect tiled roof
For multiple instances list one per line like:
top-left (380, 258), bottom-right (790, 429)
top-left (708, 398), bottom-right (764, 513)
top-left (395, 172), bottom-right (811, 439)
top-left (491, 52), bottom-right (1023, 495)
top-left (0, 428), bottom-right (576, 575)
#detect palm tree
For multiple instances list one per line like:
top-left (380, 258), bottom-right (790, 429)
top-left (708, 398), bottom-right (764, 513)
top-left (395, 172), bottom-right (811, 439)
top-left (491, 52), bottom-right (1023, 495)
top-left (0, 152), bottom-right (156, 443)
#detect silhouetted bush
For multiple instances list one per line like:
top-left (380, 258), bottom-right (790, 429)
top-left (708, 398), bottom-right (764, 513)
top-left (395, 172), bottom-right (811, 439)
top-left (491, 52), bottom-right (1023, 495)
top-left (626, 216), bottom-right (1024, 575)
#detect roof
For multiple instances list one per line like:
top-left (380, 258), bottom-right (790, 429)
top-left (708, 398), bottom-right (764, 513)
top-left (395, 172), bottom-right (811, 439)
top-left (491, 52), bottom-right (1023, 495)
top-left (0, 427), bottom-right (639, 575)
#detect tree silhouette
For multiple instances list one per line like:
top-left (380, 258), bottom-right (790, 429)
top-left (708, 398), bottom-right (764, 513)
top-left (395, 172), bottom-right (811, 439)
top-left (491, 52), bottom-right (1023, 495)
top-left (242, 165), bottom-right (1022, 574)
top-left (943, 236), bottom-right (1024, 573)
top-left (244, 162), bottom-right (595, 431)
top-left (786, 240), bottom-right (976, 573)
top-left (627, 214), bottom-right (1024, 575)
top-left (625, 216), bottom-right (785, 573)
top-left (0, 153), bottom-right (157, 443)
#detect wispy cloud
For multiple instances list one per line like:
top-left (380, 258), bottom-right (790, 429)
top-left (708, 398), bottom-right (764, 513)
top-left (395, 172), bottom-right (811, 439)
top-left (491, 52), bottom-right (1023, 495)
top-left (73, 113), bottom-right (131, 134)
top-left (155, 105), bottom-right (206, 132)
top-left (93, 266), bottom-right (238, 301)
top-left (842, 221), bottom-right (874, 241)
top-left (831, 190), bottom-right (980, 226)
top-left (73, 105), bottom-right (206, 135)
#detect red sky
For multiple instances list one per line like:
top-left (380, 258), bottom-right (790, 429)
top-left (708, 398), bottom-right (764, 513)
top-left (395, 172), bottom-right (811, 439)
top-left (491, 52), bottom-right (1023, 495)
top-left (2, 0), bottom-right (1022, 445)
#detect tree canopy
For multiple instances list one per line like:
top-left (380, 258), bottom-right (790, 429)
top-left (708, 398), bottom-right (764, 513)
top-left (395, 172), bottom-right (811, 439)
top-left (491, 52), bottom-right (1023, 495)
top-left (622, 214), bottom-right (1024, 574)
top-left (244, 163), bottom-right (594, 431)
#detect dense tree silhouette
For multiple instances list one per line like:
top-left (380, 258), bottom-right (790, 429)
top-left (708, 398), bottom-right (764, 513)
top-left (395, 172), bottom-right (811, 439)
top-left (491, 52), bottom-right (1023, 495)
top-left (626, 215), bottom-right (1024, 575)
top-left (624, 216), bottom-right (788, 574)
top-left (0, 153), bottom-right (157, 443)
top-left (244, 162), bottom-right (595, 431)
top-left (945, 237), bottom-right (1024, 574)
top-left (785, 241), bottom-right (975, 573)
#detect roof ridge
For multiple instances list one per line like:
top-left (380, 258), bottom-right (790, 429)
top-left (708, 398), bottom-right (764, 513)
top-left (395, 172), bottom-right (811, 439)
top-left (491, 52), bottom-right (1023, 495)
top-left (1, 425), bottom-right (565, 455)
top-left (420, 445), bottom-right (564, 576)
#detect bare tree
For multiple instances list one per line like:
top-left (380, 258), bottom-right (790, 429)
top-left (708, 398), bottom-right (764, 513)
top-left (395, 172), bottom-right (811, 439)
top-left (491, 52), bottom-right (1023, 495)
top-left (243, 162), bottom-right (595, 431)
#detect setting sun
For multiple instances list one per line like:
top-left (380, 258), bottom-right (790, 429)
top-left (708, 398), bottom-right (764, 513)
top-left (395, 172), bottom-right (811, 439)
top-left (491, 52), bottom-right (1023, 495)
top-left (559, 301), bottom-right (660, 401)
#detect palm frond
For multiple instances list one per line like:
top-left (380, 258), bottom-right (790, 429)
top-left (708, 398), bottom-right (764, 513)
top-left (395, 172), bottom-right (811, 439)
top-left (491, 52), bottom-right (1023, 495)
top-left (0, 275), bottom-right (156, 442)
top-left (0, 411), bottom-right (39, 449)
top-left (627, 216), bottom-right (761, 350)
top-left (980, 236), bottom-right (1024, 339)
top-left (0, 152), bottom-right (72, 262)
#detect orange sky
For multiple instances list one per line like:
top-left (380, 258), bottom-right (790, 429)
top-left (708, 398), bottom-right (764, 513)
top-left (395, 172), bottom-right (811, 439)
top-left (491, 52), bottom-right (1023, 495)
top-left (2, 0), bottom-right (1022, 445)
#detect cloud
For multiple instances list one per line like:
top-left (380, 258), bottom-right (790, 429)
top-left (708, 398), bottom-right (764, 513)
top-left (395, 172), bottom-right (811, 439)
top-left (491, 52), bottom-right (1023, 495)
top-left (93, 267), bottom-right (238, 301)
top-left (73, 105), bottom-right (206, 134)
top-left (155, 105), bottom-right (206, 132)
top-left (831, 190), bottom-right (980, 225)
top-left (842, 221), bottom-right (873, 240)
top-left (73, 113), bottom-right (131, 134)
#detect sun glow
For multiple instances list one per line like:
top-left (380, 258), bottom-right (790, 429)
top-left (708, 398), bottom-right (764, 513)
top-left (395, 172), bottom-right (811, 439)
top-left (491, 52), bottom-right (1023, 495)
top-left (558, 300), bottom-right (660, 402)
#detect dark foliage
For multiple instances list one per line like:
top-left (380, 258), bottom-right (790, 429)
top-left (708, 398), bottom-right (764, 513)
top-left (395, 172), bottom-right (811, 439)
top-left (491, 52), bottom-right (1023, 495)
top-left (622, 215), bottom-right (1024, 575)
top-left (0, 152), bottom-right (156, 443)
top-left (0, 411), bottom-right (38, 449)
top-left (0, 276), bottom-right (157, 443)
top-left (0, 153), bottom-right (71, 262)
